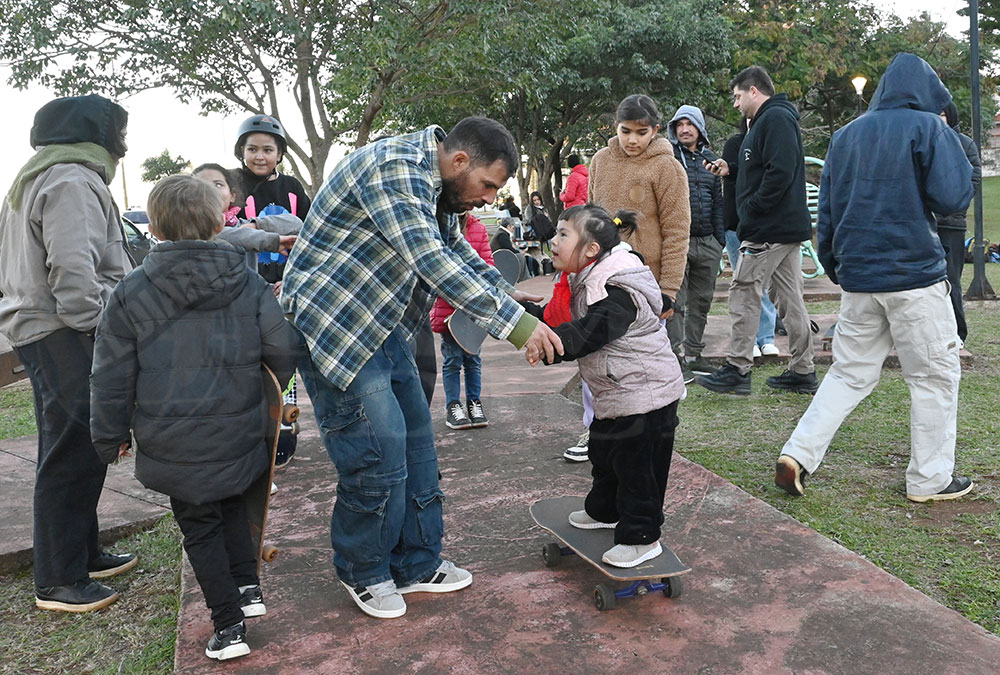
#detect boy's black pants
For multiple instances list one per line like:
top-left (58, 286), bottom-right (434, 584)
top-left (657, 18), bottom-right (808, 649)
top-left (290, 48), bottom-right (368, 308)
top-left (14, 328), bottom-right (107, 588)
top-left (171, 493), bottom-right (259, 631)
top-left (585, 402), bottom-right (679, 545)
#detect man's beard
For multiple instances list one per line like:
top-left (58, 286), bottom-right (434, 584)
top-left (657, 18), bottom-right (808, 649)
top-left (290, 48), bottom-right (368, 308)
top-left (440, 176), bottom-right (466, 214)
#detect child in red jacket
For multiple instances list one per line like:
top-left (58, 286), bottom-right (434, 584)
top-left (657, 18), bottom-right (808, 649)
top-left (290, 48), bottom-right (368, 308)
top-left (429, 212), bottom-right (494, 430)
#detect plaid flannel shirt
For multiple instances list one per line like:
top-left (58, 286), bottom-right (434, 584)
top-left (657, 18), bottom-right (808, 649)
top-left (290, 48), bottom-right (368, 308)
top-left (281, 126), bottom-right (531, 390)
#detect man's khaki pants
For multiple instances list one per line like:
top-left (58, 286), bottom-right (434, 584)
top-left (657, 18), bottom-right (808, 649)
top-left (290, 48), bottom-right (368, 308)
top-left (728, 241), bottom-right (814, 374)
top-left (780, 281), bottom-right (961, 496)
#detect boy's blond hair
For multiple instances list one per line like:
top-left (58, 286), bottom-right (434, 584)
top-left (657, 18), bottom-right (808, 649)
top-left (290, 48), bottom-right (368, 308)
top-left (147, 174), bottom-right (224, 242)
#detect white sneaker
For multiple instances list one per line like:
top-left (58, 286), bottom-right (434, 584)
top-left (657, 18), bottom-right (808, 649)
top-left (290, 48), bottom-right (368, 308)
top-left (601, 541), bottom-right (663, 568)
top-left (270, 482), bottom-right (278, 495)
top-left (340, 579), bottom-right (406, 618)
top-left (397, 560), bottom-right (472, 594)
top-left (563, 431), bottom-right (589, 462)
top-left (568, 510), bottom-right (617, 530)
top-left (752, 344), bottom-right (762, 358)
top-left (760, 343), bottom-right (780, 356)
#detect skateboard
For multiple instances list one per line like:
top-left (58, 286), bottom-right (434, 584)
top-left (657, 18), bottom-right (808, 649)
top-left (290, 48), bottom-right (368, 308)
top-left (445, 248), bottom-right (522, 354)
top-left (530, 496), bottom-right (691, 611)
top-left (246, 365), bottom-right (299, 572)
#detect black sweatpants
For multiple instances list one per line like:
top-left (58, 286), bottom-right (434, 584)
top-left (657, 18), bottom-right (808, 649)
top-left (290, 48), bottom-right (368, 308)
top-left (14, 328), bottom-right (108, 588)
top-left (171, 493), bottom-right (259, 631)
top-left (584, 402), bottom-right (679, 545)
top-left (937, 227), bottom-right (968, 341)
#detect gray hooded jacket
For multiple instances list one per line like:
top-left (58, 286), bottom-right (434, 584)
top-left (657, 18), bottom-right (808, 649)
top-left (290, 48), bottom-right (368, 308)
top-left (668, 105), bottom-right (724, 243)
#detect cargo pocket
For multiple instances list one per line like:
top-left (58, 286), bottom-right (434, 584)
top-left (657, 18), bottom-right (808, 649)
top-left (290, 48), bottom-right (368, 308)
top-left (413, 487), bottom-right (445, 546)
top-left (332, 488), bottom-right (391, 566)
top-left (319, 404), bottom-right (382, 477)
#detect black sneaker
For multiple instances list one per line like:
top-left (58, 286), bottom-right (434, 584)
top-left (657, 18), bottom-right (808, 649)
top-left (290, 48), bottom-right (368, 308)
top-left (680, 365), bottom-right (695, 384)
top-left (766, 370), bottom-right (819, 394)
top-left (445, 400), bottom-right (473, 430)
top-left (907, 476), bottom-right (975, 503)
top-left (88, 551), bottom-right (138, 579)
top-left (205, 621), bottom-right (250, 661)
top-left (695, 363), bottom-right (751, 396)
top-left (274, 429), bottom-right (297, 468)
top-left (774, 455), bottom-right (808, 496)
top-left (36, 579), bottom-right (119, 613)
top-left (239, 585), bottom-right (266, 618)
top-left (685, 357), bottom-right (715, 375)
top-left (466, 399), bottom-right (489, 427)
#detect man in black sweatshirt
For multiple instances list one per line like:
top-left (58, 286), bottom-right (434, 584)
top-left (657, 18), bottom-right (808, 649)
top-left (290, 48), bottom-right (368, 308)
top-left (698, 66), bottom-right (817, 396)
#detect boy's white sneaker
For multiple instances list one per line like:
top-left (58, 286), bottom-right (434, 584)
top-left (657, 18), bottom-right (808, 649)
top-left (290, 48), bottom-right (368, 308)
top-left (397, 560), bottom-right (472, 594)
top-left (601, 541), bottom-right (663, 568)
top-left (760, 343), bottom-right (780, 356)
top-left (568, 510), bottom-right (617, 530)
top-left (340, 579), bottom-right (406, 619)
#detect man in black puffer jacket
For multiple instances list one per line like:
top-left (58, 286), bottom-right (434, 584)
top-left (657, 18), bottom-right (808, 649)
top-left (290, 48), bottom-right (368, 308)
top-left (935, 102), bottom-right (981, 343)
top-left (91, 175), bottom-right (302, 661)
top-left (666, 104), bottom-right (725, 376)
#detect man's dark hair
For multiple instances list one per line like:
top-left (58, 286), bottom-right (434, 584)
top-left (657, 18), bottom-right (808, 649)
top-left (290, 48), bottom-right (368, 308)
top-left (567, 154), bottom-right (581, 168)
top-left (443, 117), bottom-right (518, 176)
top-left (730, 66), bottom-right (775, 97)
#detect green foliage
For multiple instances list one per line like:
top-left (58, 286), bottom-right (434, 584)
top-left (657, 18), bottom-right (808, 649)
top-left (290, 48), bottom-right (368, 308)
top-left (139, 149), bottom-right (191, 183)
top-left (713, 2), bottom-right (998, 158)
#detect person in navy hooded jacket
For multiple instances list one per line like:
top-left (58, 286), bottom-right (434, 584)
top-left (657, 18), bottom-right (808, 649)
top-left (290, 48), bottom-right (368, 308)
top-left (774, 53), bottom-right (975, 504)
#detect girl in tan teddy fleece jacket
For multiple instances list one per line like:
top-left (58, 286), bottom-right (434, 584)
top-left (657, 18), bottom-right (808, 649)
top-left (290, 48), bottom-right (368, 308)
top-left (588, 95), bottom-right (691, 309)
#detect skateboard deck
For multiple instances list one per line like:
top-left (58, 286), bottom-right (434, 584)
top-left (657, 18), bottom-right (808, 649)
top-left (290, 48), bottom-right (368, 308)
top-left (530, 496), bottom-right (690, 610)
top-left (445, 248), bottom-right (522, 354)
top-left (246, 365), bottom-right (299, 573)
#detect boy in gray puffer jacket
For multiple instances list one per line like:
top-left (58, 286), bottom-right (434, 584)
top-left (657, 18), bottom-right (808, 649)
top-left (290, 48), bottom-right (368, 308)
top-left (90, 175), bottom-right (302, 661)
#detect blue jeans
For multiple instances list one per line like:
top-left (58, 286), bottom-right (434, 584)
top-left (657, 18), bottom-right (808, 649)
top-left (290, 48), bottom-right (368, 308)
top-left (440, 333), bottom-right (482, 403)
top-left (298, 328), bottom-right (443, 588)
top-left (726, 230), bottom-right (776, 345)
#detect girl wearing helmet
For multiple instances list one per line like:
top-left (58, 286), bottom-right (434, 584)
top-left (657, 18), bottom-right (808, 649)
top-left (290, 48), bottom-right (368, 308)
top-left (234, 114), bottom-right (311, 229)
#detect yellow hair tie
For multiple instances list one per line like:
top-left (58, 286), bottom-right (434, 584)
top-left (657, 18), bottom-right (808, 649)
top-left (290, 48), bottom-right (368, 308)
top-left (613, 217), bottom-right (622, 226)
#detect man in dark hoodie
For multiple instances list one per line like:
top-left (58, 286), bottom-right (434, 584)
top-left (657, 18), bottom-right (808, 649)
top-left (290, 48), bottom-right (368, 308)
top-left (698, 66), bottom-right (818, 396)
top-left (0, 95), bottom-right (136, 612)
top-left (666, 104), bottom-right (725, 378)
top-left (935, 102), bottom-right (981, 343)
top-left (775, 53), bottom-right (974, 503)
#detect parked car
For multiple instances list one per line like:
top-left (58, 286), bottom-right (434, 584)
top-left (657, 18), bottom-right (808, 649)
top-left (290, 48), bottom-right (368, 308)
top-left (122, 217), bottom-right (153, 264)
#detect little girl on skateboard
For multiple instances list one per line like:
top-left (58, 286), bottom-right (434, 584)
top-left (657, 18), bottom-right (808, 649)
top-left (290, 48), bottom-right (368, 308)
top-left (521, 204), bottom-right (685, 568)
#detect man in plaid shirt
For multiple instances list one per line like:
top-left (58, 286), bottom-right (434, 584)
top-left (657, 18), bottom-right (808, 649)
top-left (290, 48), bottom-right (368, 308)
top-left (282, 117), bottom-right (562, 619)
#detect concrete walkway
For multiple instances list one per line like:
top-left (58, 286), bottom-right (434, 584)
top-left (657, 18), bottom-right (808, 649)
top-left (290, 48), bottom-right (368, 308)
top-left (169, 274), bottom-right (999, 673)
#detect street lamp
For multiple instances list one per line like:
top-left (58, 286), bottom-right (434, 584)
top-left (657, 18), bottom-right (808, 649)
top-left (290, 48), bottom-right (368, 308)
top-left (851, 76), bottom-right (867, 117)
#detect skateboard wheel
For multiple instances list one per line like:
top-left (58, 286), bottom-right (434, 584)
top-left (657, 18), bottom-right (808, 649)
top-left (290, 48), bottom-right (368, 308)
top-left (282, 404), bottom-right (299, 425)
top-left (594, 583), bottom-right (616, 611)
top-left (542, 543), bottom-right (562, 568)
top-left (289, 421), bottom-right (300, 436)
top-left (262, 545), bottom-right (279, 562)
top-left (661, 576), bottom-right (683, 599)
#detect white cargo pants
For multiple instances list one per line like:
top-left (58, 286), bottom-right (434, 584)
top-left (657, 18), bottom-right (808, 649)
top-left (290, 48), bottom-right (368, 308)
top-left (780, 280), bottom-right (961, 496)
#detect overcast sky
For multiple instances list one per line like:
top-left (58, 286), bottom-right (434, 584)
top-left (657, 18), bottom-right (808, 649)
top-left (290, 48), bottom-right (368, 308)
top-left (0, 0), bottom-right (976, 209)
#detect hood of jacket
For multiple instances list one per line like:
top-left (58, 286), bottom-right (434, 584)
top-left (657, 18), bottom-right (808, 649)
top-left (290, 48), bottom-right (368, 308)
top-left (569, 163), bottom-right (589, 179)
top-left (142, 240), bottom-right (249, 310)
top-left (30, 94), bottom-right (128, 153)
top-left (606, 134), bottom-right (672, 160)
top-left (868, 52), bottom-right (952, 115)
top-left (751, 93), bottom-right (800, 127)
top-left (667, 105), bottom-right (710, 147)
